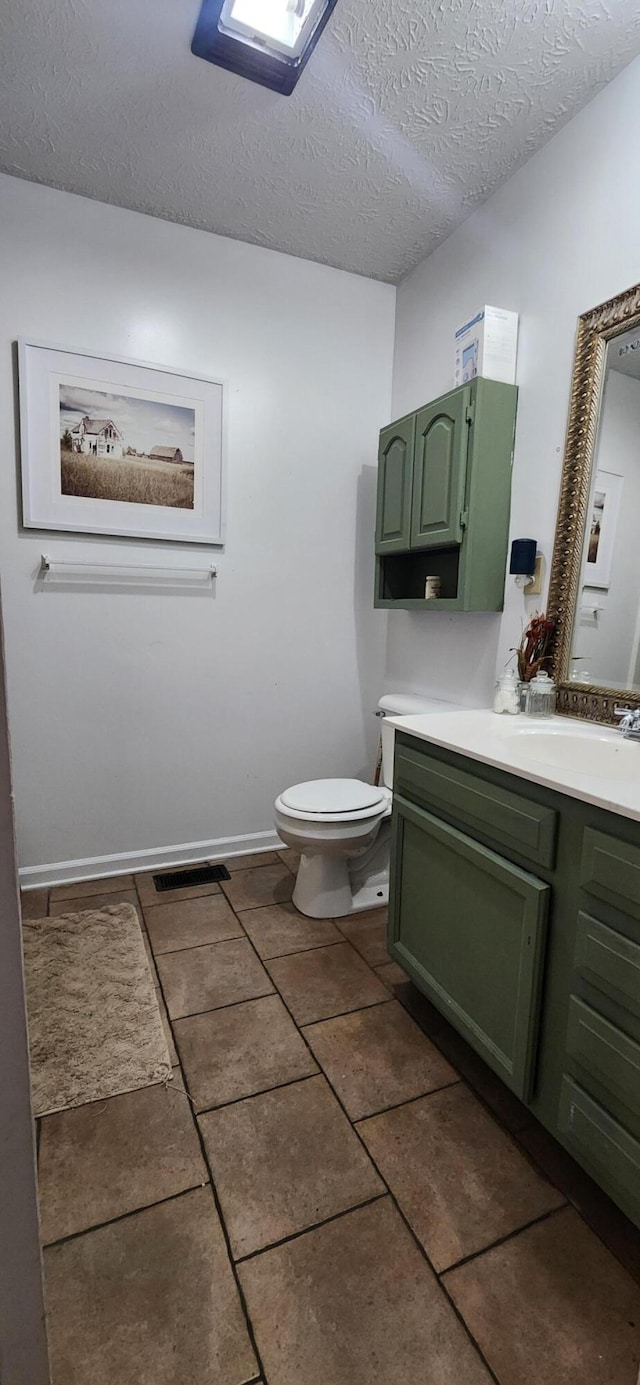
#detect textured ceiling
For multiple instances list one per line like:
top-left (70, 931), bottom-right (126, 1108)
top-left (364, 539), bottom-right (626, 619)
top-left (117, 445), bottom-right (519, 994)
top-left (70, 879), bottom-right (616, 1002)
top-left (1, 0), bottom-right (639, 282)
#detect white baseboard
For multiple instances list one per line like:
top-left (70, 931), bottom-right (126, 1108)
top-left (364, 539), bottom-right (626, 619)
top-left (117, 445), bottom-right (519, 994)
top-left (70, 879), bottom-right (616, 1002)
top-left (19, 829), bottom-right (284, 890)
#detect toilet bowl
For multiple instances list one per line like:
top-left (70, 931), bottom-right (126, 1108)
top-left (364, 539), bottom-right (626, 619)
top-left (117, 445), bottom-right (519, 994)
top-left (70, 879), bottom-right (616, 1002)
top-left (274, 693), bottom-right (460, 919)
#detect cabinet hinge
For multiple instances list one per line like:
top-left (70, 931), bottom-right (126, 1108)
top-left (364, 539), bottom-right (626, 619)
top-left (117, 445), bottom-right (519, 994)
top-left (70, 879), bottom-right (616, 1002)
top-left (465, 400), bottom-right (474, 424)
top-left (460, 509), bottom-right (469, 531)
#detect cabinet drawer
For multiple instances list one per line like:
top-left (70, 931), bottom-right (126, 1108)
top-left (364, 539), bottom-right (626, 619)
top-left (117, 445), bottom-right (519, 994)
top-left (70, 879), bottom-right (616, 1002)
top-left (580, 827), bottom-right (640, 920)
top-left (574, 912), bottom-right (640, 1019)
top-left (558, 1076), bottom-right (640, 1226)
top-left (394, 744), bottom-right (557, 869)
top-left (566, 997), bottom-right (640, 1124)
top-left (389, 796), bottom-right (548, 1101)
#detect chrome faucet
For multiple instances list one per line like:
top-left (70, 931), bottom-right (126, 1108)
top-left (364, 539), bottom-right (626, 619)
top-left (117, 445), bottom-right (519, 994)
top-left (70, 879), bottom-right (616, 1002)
top-left (614, 706), bottom-right (640, 740)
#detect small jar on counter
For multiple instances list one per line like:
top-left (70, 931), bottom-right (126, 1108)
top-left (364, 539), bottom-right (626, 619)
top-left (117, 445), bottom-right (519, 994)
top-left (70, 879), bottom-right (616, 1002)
top-left (524, 671), bottom-right (556, 718)
top-left (493, 669), bottom-right (521, 715)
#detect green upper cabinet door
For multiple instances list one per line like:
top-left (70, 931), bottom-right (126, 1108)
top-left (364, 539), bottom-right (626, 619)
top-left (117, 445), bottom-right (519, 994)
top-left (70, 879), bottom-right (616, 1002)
top-left (410, 387), bottom-right (470, 549)
top-left (375, 414), bottom-right (415, 554)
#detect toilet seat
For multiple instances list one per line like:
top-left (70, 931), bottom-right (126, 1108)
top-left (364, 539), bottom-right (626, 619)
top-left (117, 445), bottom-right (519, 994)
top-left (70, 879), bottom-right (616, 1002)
top-left (275, 780), bottom-right (392, 824)
top-left (281, 778), bottom-right (385, 815)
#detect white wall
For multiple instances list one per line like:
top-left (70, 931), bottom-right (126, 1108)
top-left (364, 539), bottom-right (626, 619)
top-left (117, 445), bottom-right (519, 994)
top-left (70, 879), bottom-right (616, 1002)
top-left (388, 55), bottom-right (640, 707)
top-left (0, 176), bottom-right (395, 880)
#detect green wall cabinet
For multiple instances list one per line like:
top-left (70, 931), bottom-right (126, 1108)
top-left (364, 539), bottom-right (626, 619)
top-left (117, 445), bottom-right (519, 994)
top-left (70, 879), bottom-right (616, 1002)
top-left (389, 729), bottom-right (640, 1229)
top-left (375, 378), bottom-right (518, 611)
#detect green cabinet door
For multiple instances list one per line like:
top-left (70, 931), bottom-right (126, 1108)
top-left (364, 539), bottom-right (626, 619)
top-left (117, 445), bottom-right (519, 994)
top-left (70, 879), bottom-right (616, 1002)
top-left (389, 796), bottom-right (549, 1100)
top-left (410, 387), bottom-right (470, 549)
top-left (375, 414), bottom-right (415, 554)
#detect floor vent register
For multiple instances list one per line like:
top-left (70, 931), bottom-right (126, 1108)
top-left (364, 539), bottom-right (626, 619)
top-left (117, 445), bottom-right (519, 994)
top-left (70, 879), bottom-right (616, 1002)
top-left (152, 863), bottom-right (231, 892)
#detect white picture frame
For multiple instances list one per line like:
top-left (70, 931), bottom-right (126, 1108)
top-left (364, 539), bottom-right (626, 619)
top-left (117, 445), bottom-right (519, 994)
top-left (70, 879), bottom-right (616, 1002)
top-left (18, 340), bottom-right (225, 545)
top-left (584, 468), bottom-right (623, 590)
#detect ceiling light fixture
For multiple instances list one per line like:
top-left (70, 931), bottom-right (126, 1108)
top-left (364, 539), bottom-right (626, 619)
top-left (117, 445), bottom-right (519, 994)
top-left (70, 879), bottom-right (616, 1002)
top-left (191, 0), bottom-right (338, 94)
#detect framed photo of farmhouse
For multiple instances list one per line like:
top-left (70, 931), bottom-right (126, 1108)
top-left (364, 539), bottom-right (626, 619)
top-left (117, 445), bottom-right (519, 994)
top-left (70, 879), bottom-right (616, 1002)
top-left (18, 341), bottom-right (225, 544)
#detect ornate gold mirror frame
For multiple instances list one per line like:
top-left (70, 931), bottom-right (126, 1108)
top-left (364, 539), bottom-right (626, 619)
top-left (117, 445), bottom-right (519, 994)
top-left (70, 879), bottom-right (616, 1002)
top-left (548, 281), bottom-right (640, 724)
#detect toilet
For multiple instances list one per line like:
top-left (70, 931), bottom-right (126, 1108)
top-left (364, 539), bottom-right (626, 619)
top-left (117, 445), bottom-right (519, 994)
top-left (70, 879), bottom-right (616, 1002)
top-left (274, 693), bottom-right (459, 919)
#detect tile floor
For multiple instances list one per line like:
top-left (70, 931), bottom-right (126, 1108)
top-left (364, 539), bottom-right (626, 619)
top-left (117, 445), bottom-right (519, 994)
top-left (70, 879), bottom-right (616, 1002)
top-left (25, 852), bottom-right (640, 1385)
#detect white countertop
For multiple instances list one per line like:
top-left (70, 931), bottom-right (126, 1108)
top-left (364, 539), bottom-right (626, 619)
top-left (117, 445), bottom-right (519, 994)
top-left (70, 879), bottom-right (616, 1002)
top-left (387, 708), bottom-right (640, 824)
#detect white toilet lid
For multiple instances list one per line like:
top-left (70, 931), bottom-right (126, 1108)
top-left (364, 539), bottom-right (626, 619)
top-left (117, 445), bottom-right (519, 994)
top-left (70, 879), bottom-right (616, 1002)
top-left (280, 778), bottom-right (385, 815)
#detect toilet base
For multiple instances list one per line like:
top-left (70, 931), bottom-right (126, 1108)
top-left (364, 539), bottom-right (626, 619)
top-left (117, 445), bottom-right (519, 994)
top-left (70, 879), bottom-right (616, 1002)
top-left (292, 825), bottom-right (390, 919)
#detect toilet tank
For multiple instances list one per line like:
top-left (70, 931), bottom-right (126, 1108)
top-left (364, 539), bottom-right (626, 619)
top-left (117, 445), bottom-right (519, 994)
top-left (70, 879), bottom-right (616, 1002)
top-left (377, 693), bottom-right (459, 789)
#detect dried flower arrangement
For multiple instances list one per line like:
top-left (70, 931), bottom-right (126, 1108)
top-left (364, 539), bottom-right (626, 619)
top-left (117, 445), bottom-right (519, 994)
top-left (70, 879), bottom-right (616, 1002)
top-left (515, 612), bottom-right (555, 683)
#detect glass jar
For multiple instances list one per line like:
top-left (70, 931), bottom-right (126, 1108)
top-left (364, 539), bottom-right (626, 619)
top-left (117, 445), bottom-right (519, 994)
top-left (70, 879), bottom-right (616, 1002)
top-left (493, 670), bottom-right (521, 715)
top-left (524, 671), bottom-right (556, 718)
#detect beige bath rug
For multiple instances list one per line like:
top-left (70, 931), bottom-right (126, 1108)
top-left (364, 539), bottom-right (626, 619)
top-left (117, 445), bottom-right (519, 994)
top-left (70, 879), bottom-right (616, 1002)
top-left (23, 903), bottom-right (172, 1117)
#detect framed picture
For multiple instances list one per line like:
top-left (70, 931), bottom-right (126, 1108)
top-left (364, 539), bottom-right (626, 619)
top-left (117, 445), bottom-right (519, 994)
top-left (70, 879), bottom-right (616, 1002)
top-left (18, 341), bottom-right (225, 544)
top-left (584, 468), bottom-right (622, 589)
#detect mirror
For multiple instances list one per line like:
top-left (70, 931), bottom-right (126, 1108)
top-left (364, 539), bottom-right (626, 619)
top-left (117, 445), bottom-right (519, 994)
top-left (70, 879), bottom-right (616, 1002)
top-left (548, 283), bottom-right (640, 723)
top-left (572, 327), bottom-right (640, 687)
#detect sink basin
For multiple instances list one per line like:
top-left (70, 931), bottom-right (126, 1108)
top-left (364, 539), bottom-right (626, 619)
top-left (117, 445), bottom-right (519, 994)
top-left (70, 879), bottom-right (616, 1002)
top-left (503, 728), bottom-right (640, 782)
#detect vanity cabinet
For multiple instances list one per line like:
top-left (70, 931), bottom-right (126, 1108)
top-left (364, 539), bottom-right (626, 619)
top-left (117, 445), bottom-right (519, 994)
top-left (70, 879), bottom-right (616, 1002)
top-left (375, 378), bottom-right (517, 611)
top-left (389, 731), bottom-right (640, 1227)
